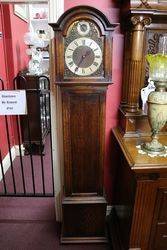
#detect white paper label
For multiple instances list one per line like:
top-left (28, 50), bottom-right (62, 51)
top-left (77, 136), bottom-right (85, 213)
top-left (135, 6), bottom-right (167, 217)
top-left (0, 90), bottom-right (27, 115)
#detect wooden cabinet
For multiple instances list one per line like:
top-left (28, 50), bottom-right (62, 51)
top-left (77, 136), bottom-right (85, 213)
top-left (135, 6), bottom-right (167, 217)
top-left (108, 128), bottom-right (167, 250)
top-left (18, 74), bottom-right (50, 154)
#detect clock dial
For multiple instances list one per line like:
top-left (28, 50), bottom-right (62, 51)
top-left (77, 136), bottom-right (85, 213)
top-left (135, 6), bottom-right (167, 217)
top-left (65, 37), bottom-right (102, 76)
top-left (77, 21), bottom-right (90, 36)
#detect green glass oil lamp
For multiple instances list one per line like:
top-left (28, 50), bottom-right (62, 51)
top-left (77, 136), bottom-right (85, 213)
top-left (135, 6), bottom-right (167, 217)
top-left (141, 34), bottom-right (167, 155)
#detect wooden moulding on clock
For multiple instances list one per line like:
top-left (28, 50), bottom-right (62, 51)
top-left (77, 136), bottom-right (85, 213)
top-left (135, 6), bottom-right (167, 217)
top-left (49, 5), bottom-right (118, 87)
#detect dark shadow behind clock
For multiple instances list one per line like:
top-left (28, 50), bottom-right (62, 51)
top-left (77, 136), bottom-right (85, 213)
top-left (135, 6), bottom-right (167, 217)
top-left (49, 6), bottom-right (117, 243)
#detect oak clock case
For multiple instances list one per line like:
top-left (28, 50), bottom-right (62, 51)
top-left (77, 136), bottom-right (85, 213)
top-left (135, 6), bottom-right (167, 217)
top-left (50, 6), bottom-right (115, 243)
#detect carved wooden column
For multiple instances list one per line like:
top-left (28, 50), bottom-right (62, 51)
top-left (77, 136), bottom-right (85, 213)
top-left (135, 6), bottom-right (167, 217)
top-left (126, 15), bottom-right (152, 112)
top-left (119, 14), bottom-right (152, 137)
top-left (121, 30), bottom-right (132, 106)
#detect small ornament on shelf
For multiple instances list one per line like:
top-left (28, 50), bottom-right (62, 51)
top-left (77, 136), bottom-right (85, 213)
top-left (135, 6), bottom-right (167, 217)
top-left (28, 47), bottom-right (43, 75)
top-left (33, 7), bottom-right (48, 19)
top-left (37, 29), bottom-right (47, 40)
top-left (24, 31), bottom-right (49, 75)
top-left (34, 12), bottom-right (40, 19)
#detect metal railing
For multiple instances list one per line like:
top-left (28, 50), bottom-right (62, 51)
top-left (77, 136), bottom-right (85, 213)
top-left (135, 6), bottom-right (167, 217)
top-left (0, 75), bottom-right (54, 197)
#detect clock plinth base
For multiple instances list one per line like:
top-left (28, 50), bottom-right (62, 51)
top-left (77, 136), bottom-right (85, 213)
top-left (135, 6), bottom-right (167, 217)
top-left (61, 196), bottom-right (107, 244)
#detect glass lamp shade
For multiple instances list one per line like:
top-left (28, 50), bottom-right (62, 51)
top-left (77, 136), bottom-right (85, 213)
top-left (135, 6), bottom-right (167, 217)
top-left (24, 32), bottom-right (36, 45)
top-left (24, 32), bottom-right (45, 48)
top-left (146, 54), bottom-right (167, 82)
top-left (146, 34), bottom-right (167, 82)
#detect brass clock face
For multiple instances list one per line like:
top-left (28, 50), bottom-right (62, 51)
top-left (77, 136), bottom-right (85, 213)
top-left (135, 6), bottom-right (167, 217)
top-left (64, 19), bottom-right (104, 78)
top-left (65, 37), bottom-right (102, 76)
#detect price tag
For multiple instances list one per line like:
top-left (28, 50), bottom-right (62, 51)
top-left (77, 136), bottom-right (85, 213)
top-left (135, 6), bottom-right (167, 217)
top-left (0, 90), bottom-right (27, 115)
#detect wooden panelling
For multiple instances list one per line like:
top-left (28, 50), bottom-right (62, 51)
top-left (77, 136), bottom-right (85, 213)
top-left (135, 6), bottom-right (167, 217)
top-left (61, 87), bottom-right (106, 196)
top-left (62, 203), bottom-right (106, 239)
top-left (149, 187), bottom-right (167, 250)
top-left (130, 181), bottom-right (158, 249)
top-left (158, 189), bottom-right (167, 222)
top-left (154, 223), bottom-right (167, 250)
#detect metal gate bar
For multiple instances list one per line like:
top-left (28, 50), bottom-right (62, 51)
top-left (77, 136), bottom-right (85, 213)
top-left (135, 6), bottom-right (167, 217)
top-left (0, 76), bottom-right (54, 197)
top-left (0, 146), bottom-right (7, 194)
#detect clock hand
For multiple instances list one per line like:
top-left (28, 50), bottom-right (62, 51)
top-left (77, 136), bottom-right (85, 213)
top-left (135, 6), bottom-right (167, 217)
top-left (75, 54), bottom-right (86, 72)
top-left (75, 50), bottom-right (91, 72)
top-left (75, 56), bottom-right (84, 72)
top-left (79, 23), bottom-right (87, 32)
top-left (84, 50), bottom-right (91, 58)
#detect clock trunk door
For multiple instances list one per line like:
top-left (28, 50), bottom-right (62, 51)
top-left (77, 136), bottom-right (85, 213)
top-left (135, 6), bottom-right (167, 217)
top-left (62, 87), bottom-right (105, 196)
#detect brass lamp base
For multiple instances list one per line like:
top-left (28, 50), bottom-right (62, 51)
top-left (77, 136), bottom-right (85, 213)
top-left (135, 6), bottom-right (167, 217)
top-left (141, 138), bottom-right (166, 155)
top-left (141, 79), bottom-right (167, 156)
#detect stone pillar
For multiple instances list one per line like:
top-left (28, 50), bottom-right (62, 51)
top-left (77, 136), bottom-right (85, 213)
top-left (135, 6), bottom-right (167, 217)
top-left (125, 15), bottom-right (152, 113)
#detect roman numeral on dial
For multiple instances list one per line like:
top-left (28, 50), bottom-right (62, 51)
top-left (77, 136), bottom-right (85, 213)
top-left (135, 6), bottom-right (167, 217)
top-left (74, 41), bottom-right (79, 46)
top-left (93, 62), bottom-right (98, 67)
top-left (82, 40), bottom-right (86, 45)
top-left (68, 61), bottom-right (74, 67)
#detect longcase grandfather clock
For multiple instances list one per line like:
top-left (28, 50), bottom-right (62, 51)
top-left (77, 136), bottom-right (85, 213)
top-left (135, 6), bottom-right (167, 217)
top-left (50, 6), bottom-right (115, 243)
